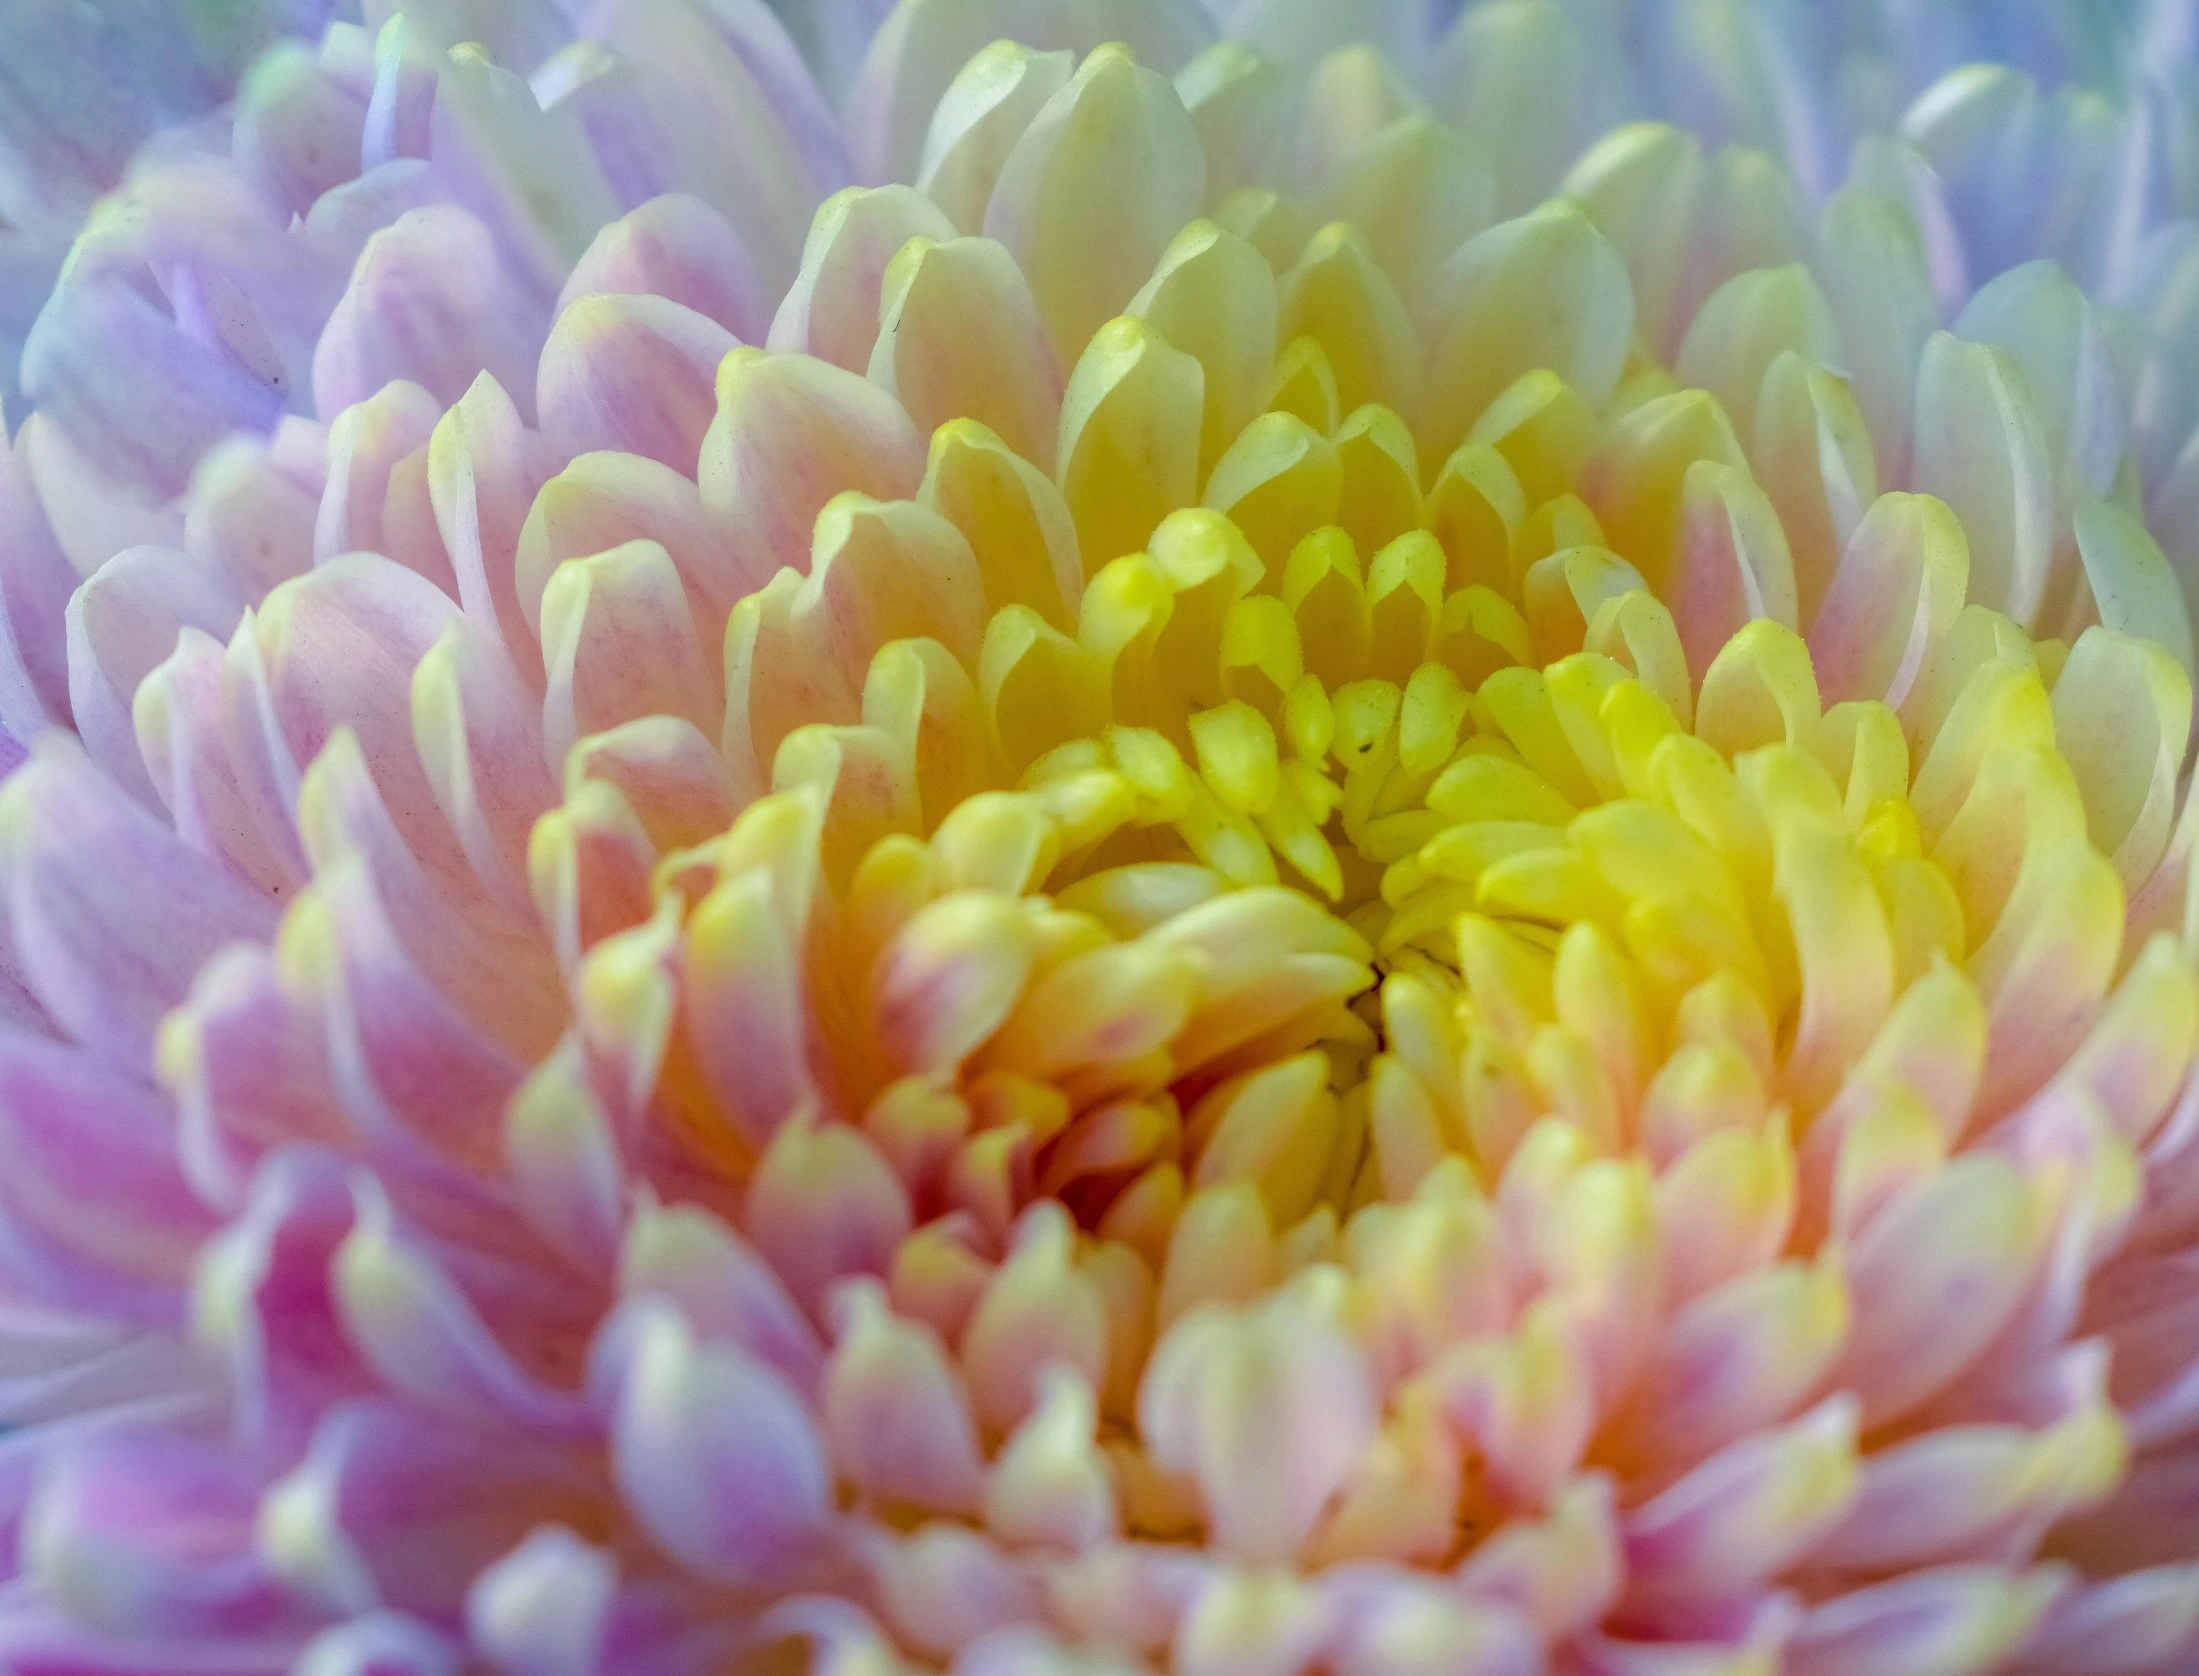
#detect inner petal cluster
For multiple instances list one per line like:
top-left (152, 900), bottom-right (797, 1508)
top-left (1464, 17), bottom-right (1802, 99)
top-left (9, 22), bottom-right (2199, 1676)
top-left (478, 51), bottom-right (2199, 1661)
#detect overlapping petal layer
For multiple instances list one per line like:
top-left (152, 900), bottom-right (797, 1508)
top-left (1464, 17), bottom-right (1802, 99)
top-left (8, 6), bottom-right (2199, 1676)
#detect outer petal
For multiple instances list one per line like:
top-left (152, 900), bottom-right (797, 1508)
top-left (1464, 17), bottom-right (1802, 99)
top-left (601, 1301), bottom-right (834, 1584)
top-left (697, 348), bottom-right (925, 591)
top-left (1910, 332), bottom-right (2053, 629)
top-left (556, 192), bottom-right (765, 341)
top-left (984, 44), bottom-right (1206, 368)
top-left (312, 206), bottom-right (549, 424)
top-left (0, 1027), bottom-right (216, 1321)
top-left (537, 295), bottom-right (736, 477)
top-left (844, 0), bottom-right (1213, 186)
top-left (65, 546), bottom-right (244, 806)
top-left (0, 736), bottom-right (276, 1070)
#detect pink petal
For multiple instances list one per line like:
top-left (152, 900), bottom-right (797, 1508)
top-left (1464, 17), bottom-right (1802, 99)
top-left (244, 553), bottom-right (459, 862)
top-left (1806, 491), bottom-right (1969, 709)
top-left (539, 539), bottom-right (718, 768)
top-left (264, 1398), bottom-right (605, 1619)
top-left (410, 616), bottom-right (560, 916)
top-left (573, 0), bottom-right (844, 298)
top-left (183, 430), bottom-right (321, 603)
top-left (1666, 460), bottom-right (1798, 681)
top-left (23, 1426), bottom-right (289, 1640)
top-left (823, 1278), bottom-right (985, 1515)
top-left (1832, 1154), bottom-right (2044, 1428)
top-left (193, 1148), bottom-right (370, 1451)
top-left (464, 1526), bottom-right (615, 1676)
top-left (65, 546), bottom-right (244, 807)
top-left (769, 185), bottom-right (958, 372)
top-left (164, 939), bottom-right (344, 1203)
top-left (333, 1177), bottom-right (593, 1435)
top-left (869, 1522), bottom-right (1042, 1659)
top-left (557, 192), bottom-right (765, 340)
top-left (425, 373), bottom-right (563, 675)
top-left (618, 1198), bottom-right (824, 1401)
top-left (313, 381), bottom-right (448, 568)
top-left (537, 294), bottom-right (735, 477)
top-left (563, 716), bottom-right (734, 854)
top-left (0, 1028), bottom-right (214, 1322)
top-left (0, 737), bottom-right (276, 1070)
top-left (1786, 1566), bottom-right (2066, 1676)
top-left (747, 1120), bottom-right (912, 1322)
top-left (1613, 1256), bottom-right (1848, 1474)
top-left (312, 206), bottom-right (549, 424)
top-left (1621, 1396), bottom-right (1859, 1602)
top-left (961, 1204), bottom-right (1110, 1433)
top-left (516, 450), bottom-right (740, 645)
top-left (504, 1042), bottom-right (627, 1276)
top-left (602, 1301), bottom-right (832, 1584)
top-left (696, 349), bottom-right (925, 593)
top-left (2010, 1566), bottom-right (2199, 1676)
top-left (1139, 1287), bottom-right (1379, 1562)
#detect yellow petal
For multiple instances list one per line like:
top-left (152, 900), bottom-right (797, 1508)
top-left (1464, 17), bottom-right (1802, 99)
top-left (1057, 317), bottom-right (1204, 575)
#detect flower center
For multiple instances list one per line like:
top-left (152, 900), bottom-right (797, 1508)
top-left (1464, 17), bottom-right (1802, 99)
top-left (575, 335), bottom-right (2163, 1287)
top-left (512, 192), bottom-right (2186, 1564)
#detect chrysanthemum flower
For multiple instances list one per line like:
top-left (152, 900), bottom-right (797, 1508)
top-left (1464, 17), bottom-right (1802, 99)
top-left (0, 0), bottom-right (345, 420)
top-left (9, 4), bottom-right (2199, 1675)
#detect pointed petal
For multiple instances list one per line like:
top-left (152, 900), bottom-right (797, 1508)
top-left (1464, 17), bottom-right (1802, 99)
top-left (1418, 201), bottom-right (1632, 468)
top-left (1140, 1286), bottom-right (1379, 1561)
top-left (1622, 1396), bottom-right (1858, 1601)
top-left (1787, 1566), bottom-right (2065, 1676)
top-left (334, 1178), bottom-right (589, 1434)
top-left (1954, 260), bottom-right (2123, 504)
top-left (66, 546), bottom-right (244, 805)
top-left (539, 539), bottom-right (717, 767)
top-left (426, 373), bottom-right (562, 673)
top-left (1056, 317), bottom-right (1203, 575)
top-left (314, 381), bottom-right (444, 568)
top-left (1816, 184), bottom-right (1937, 486)
top-left (823, 1278), bottom-right (985, 1515)
top-left (769, 185), bottom-right (958, 373)
top-left (537, 295), bottom-right (736, 477)
top-left (844, 0), bottom-right (1212, 187)
top-left (1807, 492), bottom-right (1969, 709)
top-left (312, 206), bottom-right (549, 423)
top-left (465, 1526), bottom-right (614, 1676)
top-left (747, 1118), bottom-right (912, 1320)
top-left (984, 44), bottom-right (1206, 368)
top-left (0, 737), bottom-right (276, 1070)
top-left (1129, 220), bottom-right (1277, 481)
top-left (697, 347), bottom-right (925, 590)
top-left (1833, 1154), bottom-right (2045, 1426)
top-left (557, 192), bottom-right (765, 341)
top-left (917, 42), bottom-right (1074, 235)
top-left (869, 235), bottom-right (1061, 468)
top-left (0, 1027), bottom-right (214, 1321)
top-left (517, 450), bottom-right (736, 642)
top-left (1910, 332), bottom-right (2054, 628)
top-left (603, 1301), bottom-right (832, 1583)
top-left (264, 1399), bottom-right (604, 1620)
top-left (619, 1198), bottom-right (824, 1400)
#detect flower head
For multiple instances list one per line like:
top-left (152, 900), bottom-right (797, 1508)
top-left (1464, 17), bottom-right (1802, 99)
top-left (6, 4), bottom-right (2199, 1675)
